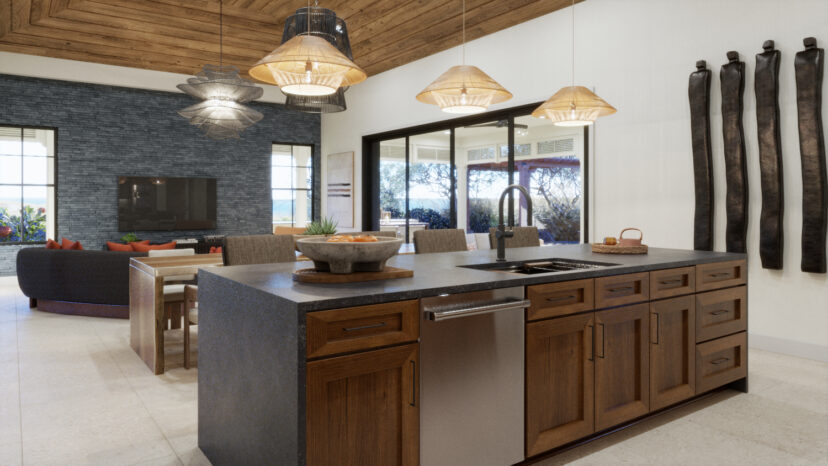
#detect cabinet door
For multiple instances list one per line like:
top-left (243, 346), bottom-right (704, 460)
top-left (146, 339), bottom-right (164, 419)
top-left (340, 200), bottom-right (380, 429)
top-left (650, 296), bottom-right (696, 411)
top-left (595, 304), bottom-right (650, 431)
top-left (526, 313), bottom-right (595, 456)
top-left (307, 344), bottom-right (418, 466)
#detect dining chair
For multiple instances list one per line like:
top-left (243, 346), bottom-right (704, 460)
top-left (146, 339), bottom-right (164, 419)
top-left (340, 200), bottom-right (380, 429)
top-left (223, 234), bottom-right (297, 265)
top-left (488, 226), bottom-right (541, 249)
top-left (273, 226), bottom-right (307, 235)
top-left (413, 229), bottom-right (468, 254)
top-left (148, 248), bottom-right (195, 329)
top-left (183, 284), bottom-right (198, 369)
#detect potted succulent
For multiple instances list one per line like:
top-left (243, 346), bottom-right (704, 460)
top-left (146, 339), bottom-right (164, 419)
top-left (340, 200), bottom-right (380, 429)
top-left (294, 217), bottom-right (338, 250)
top-left (120, 232), bottom-right (140, 244)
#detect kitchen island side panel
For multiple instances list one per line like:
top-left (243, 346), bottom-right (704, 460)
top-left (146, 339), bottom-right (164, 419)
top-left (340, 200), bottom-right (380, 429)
top-left (198, 271), bottom-right (306, 465)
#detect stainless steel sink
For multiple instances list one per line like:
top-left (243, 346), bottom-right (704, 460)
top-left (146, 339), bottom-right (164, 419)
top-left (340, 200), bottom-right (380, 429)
top-left (459, 258), bottom-right (618, 275)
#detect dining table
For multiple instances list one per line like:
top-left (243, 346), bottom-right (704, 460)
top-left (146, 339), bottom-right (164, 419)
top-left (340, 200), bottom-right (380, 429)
top-left (129, 253), bottom-right (224, 374)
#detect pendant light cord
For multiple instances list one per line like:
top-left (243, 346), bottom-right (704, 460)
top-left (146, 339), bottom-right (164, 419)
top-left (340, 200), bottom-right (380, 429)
top-left (462, 0), bottom-right (466, 65)
top-left (219, 0), bottom-right (223, 67)
top-left (307, 0), bottom-right (311, 36)
top-left (571, 0), bottom-right (575, 88)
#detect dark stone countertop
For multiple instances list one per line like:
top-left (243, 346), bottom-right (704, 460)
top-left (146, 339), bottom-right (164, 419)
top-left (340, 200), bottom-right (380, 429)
top-left (199, 244), bottom-right (745, 312)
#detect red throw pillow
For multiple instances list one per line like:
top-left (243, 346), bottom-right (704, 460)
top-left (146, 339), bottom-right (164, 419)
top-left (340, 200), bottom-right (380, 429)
top-left (45, 239), bottom-right (61, 249)
top-left (132, 241), bottom-right (177, 252)
top-left (209, 246), bottom-right (223, 254)
top-left (61, 238), bottom-right (83, 250)
top-left (107, 241), bottom-right (133, 252)
top-left (129, 240), bottom-right (150, 248)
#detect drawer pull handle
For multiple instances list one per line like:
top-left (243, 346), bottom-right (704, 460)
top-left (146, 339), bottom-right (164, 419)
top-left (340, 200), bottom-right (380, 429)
top-left (711, 357), bottom-right (730, 365)
top-left (659, 279), bottom-right (682, 285)
top-left (651, 313), bottom-right (660, 344)
top-left (547, 294), bottom-right (577, 303)
top-left (608, 286), bottom-right (634, 293)
top-left (598, 323), bottom-right (606, 359)
top-left (343, 322), bottom-right (386, 332)
top-left (710, 309), bottom-right (730, 316)
top-left (710, 272), bottom-right (732, 279)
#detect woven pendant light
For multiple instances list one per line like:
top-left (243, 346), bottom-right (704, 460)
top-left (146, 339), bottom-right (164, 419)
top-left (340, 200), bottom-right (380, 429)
top-left (281, 5), bottom-right (352, 113)
top-left (249, 1), bottom-right (366, 97)
top-left (416, 0), bottom-right (512, 114)
top-left (177, 1), bottom-right (263, 139)
top-left (532, 0), bottom-right (615, 126)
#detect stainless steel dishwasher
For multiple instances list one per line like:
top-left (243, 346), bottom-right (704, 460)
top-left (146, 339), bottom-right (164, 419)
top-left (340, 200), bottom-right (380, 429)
top-left (420, 287), bottom-right (529, 466)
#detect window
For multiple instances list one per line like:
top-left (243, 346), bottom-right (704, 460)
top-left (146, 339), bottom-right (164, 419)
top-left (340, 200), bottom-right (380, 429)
top-left (0, 126), bottom-right (56, 244)
top-left (365, 105), bottom-right (588, 244)
top-left (272, 144), bottom-right (313, 228)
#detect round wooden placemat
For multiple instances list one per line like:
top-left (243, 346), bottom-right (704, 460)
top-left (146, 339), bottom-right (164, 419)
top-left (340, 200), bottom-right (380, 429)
top-left (293, 266), bottom-right (414, 283)
top-left (591, 243), bottom-right (648, 254)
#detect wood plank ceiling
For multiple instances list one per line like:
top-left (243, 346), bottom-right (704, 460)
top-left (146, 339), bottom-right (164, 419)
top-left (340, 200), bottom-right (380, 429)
top-left (0, 0), bottom-right (578, 79)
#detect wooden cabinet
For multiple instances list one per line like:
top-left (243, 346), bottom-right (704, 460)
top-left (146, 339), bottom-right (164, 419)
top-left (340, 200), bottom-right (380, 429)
top-left (594, 304), bottom-right (650, 431)
top-left (650, 296), bottom-right (696, 411)
top-left (696, 286), bottom-right (747, 343)
top-left (307, 343), bottom-right (419, 466)
top-left (650, 267), bottom-right (696, 299)
top-left (525, 313), bottom-right (595, 456)
top-left (696, 332), bottom-right (747, 393)
top-left (526, 279), bottom-right (594, 321)
top-left (696, 260), bottom-right (746, 292)
top-left (306, 300), bottom-right (419, 359)
top-left (595, 272), bottom-right (650, 309)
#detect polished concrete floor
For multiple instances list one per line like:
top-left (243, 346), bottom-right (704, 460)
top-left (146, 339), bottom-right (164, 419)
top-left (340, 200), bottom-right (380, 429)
top-left (1, 276), bottom-right (826, 465)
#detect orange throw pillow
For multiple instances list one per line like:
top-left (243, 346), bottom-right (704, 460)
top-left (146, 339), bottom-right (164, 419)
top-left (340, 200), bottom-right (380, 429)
top-left (107, 241), bottom-right (133, 252)
top-left (45, 239), bottom-right (61, 249)
top-left (209, 246), bottom-right (223, 254)
top-left (61, 238), bottom-right (83, 250)
top-left (129, 240), bottom-right (150, 248)
top-left (132, 241), bottom-right (176, 252)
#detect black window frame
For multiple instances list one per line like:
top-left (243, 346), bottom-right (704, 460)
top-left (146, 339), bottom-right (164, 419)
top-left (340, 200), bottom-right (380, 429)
top-left (361, 103), bottom-right (589, 243)
top-left (0, 124), bottom-right (59, 246)
top-left (271, 142), bottom-right (316, 229)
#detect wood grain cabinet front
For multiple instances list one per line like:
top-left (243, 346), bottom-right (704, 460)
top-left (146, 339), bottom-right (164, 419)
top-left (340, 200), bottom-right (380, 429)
top-left (695, 286), bottom-right (747, 343)
top-left (594, 304), bottom-right (650, 431)
top-left (526, 313), bottom-right (595, 456)
top-left (650, 296), bottom-right (696, 411)
top-left (526, 279), bottom-right (595, 321)
top-left (595, 273), bottom-right (650, 309)
top-left (306, 343), bottom-right (419, 466)
top-left (696, 260), bottom-right (746, 292)
top-left (695, 332), bottom-right (747, 393)
top-left (306, 300), bottom-right (419, 359)
top-left (650, 267), bottom-right (696, 299)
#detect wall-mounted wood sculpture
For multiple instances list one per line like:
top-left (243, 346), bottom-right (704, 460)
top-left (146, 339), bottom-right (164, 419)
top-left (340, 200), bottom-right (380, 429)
top-left (689, 60), bottom-right (715, 251)
top-left (755, 40), bottom-right (784, 269)
top-left (721, 51), bottom-right (749, 254)
top-left (795, 37), bottom-right (827, 273)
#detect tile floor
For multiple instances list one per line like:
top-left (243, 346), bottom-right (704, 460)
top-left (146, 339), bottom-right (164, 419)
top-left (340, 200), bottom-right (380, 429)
top-left (1, 275), bottom-right (826, 465)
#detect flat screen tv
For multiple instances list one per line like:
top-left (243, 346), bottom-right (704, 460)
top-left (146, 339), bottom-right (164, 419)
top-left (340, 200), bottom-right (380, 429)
top-left (118, 176), bottom-right (217, 231)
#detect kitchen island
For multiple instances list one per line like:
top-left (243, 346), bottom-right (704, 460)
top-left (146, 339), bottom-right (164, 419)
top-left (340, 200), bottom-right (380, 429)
top-left (197, 245), bottom-right (748, 465)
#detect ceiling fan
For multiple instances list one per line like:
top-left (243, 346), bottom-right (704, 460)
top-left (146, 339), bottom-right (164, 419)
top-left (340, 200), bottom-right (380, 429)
top-left (464, 119), bottom-right (528, 129)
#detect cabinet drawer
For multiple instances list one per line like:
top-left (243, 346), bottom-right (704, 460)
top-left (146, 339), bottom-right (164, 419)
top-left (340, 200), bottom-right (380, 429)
top-left (696, 260), bottom-right (746, 292)
top-left (696, 287), bottom-right (747, 342)
top-left (306, 300), bottom-right (419, 359)
top-left (695, 332), bottom-right (747, 393)
top-left (595, 272), bottom-right (649, 309)
top-left (527, 279), bottom-right (594, 321)
top-left (650, 267), bottom-right (696, 299)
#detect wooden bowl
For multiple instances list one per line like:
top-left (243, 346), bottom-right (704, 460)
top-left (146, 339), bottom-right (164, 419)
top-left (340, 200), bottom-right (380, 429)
top-left (296, 236), bottom-right (403, 274)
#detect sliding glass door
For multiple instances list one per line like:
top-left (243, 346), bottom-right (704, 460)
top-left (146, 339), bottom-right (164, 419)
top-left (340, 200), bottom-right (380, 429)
top-left (364, 104), bottom-right (588, 245)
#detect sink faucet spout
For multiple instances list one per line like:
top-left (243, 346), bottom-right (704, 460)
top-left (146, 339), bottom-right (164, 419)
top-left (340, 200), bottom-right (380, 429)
top-left (496, 184), bottom-right (533, 262)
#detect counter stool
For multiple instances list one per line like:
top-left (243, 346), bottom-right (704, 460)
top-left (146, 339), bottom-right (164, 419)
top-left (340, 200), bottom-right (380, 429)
top-left (183, 285), bottom-right (198, 369)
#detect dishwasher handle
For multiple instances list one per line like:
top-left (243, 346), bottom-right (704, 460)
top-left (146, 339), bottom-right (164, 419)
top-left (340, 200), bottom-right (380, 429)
top-left (426, 298), bottom-right (532, 322)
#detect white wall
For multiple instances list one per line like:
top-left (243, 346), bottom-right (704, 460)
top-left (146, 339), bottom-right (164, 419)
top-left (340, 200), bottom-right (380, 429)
top-left (322, 0), bottom-right (828, 360)
top-left (0, 51), bottom-right (286, 103)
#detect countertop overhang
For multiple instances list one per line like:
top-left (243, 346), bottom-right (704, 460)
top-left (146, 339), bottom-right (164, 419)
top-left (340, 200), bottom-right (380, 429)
top-left (199, 244), bottom-right (745, 312)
